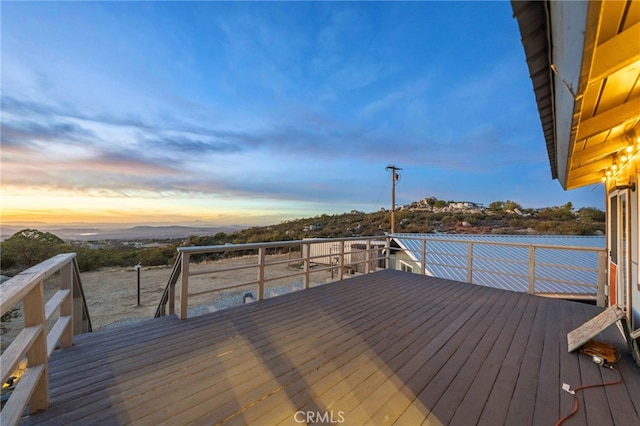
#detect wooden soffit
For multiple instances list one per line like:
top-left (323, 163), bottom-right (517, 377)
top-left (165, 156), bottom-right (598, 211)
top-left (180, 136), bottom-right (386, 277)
top-left (512, 0), bottom-right (640, 190)
top-left (565, 1), bottom-right (640, 190)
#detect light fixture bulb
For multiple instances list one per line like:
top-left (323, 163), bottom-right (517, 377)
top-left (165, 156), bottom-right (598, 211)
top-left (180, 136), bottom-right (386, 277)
top-left (626, 145), bottom-right (634, 153)
top-left (620, 154), bottom-right (629, 162)
top-left (611, 162), bottom-right (618, 171)
top-left (606, 169), bottom-right (612, 177)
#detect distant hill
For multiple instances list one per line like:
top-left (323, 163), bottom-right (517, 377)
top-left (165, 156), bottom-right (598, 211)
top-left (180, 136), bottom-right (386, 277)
top-left (1, 198), bottom-right (605, 243)
top-left (0, 225), bottom-right (245, 242)
top-left (0, 199), bottom-right (606, 275)
top-left (223, 200), bottom-right (606, 245)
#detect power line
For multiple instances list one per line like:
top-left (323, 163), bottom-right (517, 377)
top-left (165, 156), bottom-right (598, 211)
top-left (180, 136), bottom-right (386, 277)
top-left (374, 173), bottom-right (389, 206)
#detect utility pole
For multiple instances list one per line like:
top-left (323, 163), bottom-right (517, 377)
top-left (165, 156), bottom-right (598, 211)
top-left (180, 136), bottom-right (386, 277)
top-left (386, 165), bottom-right (402, 233)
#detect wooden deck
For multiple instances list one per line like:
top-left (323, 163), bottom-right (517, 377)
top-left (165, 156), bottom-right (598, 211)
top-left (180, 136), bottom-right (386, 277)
top-left (22, 270), bottom-right (640, 425)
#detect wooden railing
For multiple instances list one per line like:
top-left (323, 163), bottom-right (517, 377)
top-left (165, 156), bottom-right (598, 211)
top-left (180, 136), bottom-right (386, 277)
top-left (391, 235), bottom-right (608, 306)
top-left (155, 237), bottom-right (389, 319)
top-left (0, 253), bottom-right (91, 426)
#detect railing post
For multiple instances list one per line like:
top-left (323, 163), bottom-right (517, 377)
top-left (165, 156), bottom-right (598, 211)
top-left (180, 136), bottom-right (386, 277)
top-left (385, 235), bottom-right (391, 269)
top-left (365, 240), bottom-right (371, 274)
top-left (23, 280), bottom-right (49, 412)
top-left (180, 253), bottom-right (190, 319)
top-left (168, 264), bottom-right (176, 316)
top-left (597, 249), bottom-right (607, 307)
top-left (303, 243), bottom-right (311, 289)
top-left (257, 247), bottom-right (265, 300)
top-left (339, 241), bottom-right (345, 280)
top-left (421, 239), bottom-right (427, 275)
top-left (528, 246), bottom-right (536, 294)
top-left (60, 262), bottom-right (73, 348)
top-left (169, 253), bottom-right (182, 316)
top-left (467, 242), bottom-right (474, 283)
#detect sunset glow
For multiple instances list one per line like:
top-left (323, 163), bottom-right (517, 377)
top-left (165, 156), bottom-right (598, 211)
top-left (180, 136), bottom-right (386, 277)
top-left (1, 2), bottom-right (604, 228)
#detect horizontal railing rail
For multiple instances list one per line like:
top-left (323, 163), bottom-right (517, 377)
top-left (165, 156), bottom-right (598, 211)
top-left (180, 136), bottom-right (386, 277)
top-left (0, 253), bottom-right (92, 426)
top-left (391, 235), bottom-right (607, 306)
top-left (156, 237), bottom-right (390, 319)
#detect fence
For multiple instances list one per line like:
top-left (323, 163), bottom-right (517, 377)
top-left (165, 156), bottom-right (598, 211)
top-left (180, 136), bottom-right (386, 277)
top-left (0, 253), bottom-right (92, 426)
top-left (392, 235), bottom-right (607, 306)
top-left (155, 234), bottom-right (608, 320)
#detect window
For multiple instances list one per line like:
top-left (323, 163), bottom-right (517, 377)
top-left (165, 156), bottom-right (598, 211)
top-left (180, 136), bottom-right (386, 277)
top-left (400, 261), bottom-right (413, 273)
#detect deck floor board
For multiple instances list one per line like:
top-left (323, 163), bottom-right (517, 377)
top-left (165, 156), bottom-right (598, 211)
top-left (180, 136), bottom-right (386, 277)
top-left (21, 270), bottom-right (639, 425)
top-left (242, 279), bottom-right (468, 426)
top-left (531, 297), bottom-right (563, 426)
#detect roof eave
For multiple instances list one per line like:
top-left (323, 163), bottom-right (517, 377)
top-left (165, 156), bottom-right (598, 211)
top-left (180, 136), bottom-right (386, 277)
top-left (511, 0), bottom-right (558, 180)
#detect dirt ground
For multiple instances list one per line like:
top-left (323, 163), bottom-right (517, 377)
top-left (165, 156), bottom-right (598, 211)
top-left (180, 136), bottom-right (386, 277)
top-left (1, 254), bottom-right (341, 351)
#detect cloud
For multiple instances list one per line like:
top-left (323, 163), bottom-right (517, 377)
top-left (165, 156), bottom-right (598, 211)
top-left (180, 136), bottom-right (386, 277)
top-left (1, 85), bottom-right (548, 210)
top-left (1, 118), bottom-right (95, 148)
top-left (1, 1), bottom-right (605, 224)
top-left (359, 78), bottom-right (433, 120)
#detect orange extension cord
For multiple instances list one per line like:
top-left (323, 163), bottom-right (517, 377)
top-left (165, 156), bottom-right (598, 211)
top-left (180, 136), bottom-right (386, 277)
top-left (555, 365), bottom-right (623, 426)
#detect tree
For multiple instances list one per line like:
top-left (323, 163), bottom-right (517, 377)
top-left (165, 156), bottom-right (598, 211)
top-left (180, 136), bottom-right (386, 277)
top-left (577, 207), bottom-right (605, 223)
top-left (1, 229), bottom-right (67, 270)
top-left (488, 201), bottom-right (504, 212)
top-left (537, 205), bottom-right (575, 221)
top-left (503, 200), bottom-right (522, 212)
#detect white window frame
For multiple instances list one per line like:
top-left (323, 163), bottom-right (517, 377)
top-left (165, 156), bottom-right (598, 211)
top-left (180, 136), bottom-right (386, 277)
top-left (400, 260), bottom-right (414, 273)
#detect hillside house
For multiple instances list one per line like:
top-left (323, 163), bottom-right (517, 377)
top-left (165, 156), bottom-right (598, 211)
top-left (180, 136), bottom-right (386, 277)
top-left (448, 201), bottom-right (484, 211)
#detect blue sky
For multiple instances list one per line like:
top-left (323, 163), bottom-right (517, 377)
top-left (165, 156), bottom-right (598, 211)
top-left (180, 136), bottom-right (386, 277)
top-left (1, 1), bottom-right (604, 226)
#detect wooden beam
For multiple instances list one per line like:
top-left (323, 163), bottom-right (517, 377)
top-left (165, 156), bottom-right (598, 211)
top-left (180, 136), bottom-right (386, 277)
top-left (0, 325), bottom-right (42, 385)
top-left (576, 97), bottom-right (640, 140)
top-left (567, 305), bottom-right (625, 352)
top-left (1, 365), bottom-right (45, 426)
top-left (47, 316), bottom-right (72, 357)
top-left (590, 22), bottom-right (640, 82)
top-left (566, 168), bottom-right (608, 189)
top-left (180, 253), bottom-right (190, 320)
top-left (44, 289), bottom-right (71, 321)
top-left (568, 156), bottom-right (612, 178)
top-left (23, 281), bottom-right (49, 413)
top-left (566, 175), bottom-right (603, 190)
top-left (570, 134), bottom-right (628, 165)
top-left (0, 254), bottom-right (76, 315)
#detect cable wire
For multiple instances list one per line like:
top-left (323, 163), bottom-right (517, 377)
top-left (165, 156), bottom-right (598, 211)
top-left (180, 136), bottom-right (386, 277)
top-left (374, 169), bottom-right (391, 207)
top-left (555, 365), bottom-right (623, 426)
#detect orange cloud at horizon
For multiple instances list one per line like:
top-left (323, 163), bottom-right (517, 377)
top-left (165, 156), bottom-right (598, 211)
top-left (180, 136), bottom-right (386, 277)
top-left (1, 189), bottom-right (297, 227)
top-left (1, 208), bottom-right (207, 226)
